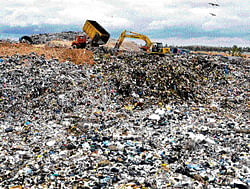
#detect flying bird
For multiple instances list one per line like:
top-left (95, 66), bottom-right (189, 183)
top-left (208, 3), bottom-right (220, 6)
top-left (209, 13), bottom-right (216, 16)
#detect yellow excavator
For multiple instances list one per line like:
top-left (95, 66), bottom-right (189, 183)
top-left (114, 30), bottom-right (170, 55)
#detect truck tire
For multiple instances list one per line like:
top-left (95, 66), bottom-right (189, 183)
top-left (19, 36), bottom-right (33, 44)
top-left (86, 44), bottom-right (91, 49)
top-left (72, 44), bottom-right (78, 49)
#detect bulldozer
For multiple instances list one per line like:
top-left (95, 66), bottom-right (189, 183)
top-left (114, 30), bottom-right (170, 55)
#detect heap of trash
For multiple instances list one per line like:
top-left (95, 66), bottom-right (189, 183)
top-left (23, 31), bottom-right (84, 45)
top-left (0, 47), bottom-right (249, 188)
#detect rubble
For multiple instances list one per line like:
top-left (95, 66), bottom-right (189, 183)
top-left (0, 43), bottom-right (249, 188)
top-left (29, 31), bottom-right (85, 44)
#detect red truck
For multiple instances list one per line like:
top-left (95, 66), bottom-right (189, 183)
top-left (71, 35), bottom-right (87, 49)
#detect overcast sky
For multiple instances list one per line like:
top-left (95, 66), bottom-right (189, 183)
top-left (1, 0), bottom-right (249, 46)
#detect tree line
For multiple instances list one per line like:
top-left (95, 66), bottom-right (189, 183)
top-left (167, 45), bottom-right (249, 55)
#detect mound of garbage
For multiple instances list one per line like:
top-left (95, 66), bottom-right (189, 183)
top-left (0, 46), bottom-right (249, 188)
top-left (20, 31), bottom-right (84, 44)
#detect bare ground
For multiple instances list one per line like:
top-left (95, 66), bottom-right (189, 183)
top-left (0, 42), bottom-right (94, 65)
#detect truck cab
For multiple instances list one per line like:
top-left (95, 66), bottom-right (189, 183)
top-left (71, 35), bottom-right (87, 49)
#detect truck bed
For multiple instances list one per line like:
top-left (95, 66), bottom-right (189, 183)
top-left (83, 20), bottom-right (110, 46)
top-left (87, 20), bottom-right (109, 36)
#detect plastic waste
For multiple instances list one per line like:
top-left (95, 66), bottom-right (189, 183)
top-left (0, 39), bottom-right (248, 188)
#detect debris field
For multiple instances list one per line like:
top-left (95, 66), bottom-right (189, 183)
top-left (0, 35), bottom-right (249, 189)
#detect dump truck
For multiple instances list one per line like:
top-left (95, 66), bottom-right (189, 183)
top-left (71, 35), bottom-right (87, 48)
top-left (83, 20), bottom-right (110, 47)
top-left (114, 30), bottom-right (170, 55)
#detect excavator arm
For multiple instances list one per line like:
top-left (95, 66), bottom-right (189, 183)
top-left (114, 30), bottom-right (152, 50)
top-left (114, 30), bottom-right (170, 55)
top-left (114, 30), bottom-right (126, 49)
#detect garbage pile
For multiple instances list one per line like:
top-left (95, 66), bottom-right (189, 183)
top-left (0, 49), bottom-right (249, 188)
top-left (0, 38), bottom-right (16, 44)
top-left (27, 31), bottom-right (84, 44)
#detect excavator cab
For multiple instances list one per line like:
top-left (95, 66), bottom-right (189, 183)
top-left (150, 42), bottom-right (165, 54)
top-left (152, 44), bottom-right (158, 52)
top-left (151, 42), bottom-right (163, 52)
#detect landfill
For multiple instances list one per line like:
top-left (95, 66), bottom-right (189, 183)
top-left (0, 41), bottom-right (249, 189)
top-left (29, 31), bottom-right (85, 45)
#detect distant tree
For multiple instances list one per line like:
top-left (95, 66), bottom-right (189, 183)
top-left (232, 45), bottom-right (238, 56)
top-left (222, 47), bottom-right (227, 53)
top-left (238, 47), bottom-right (242, 56)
